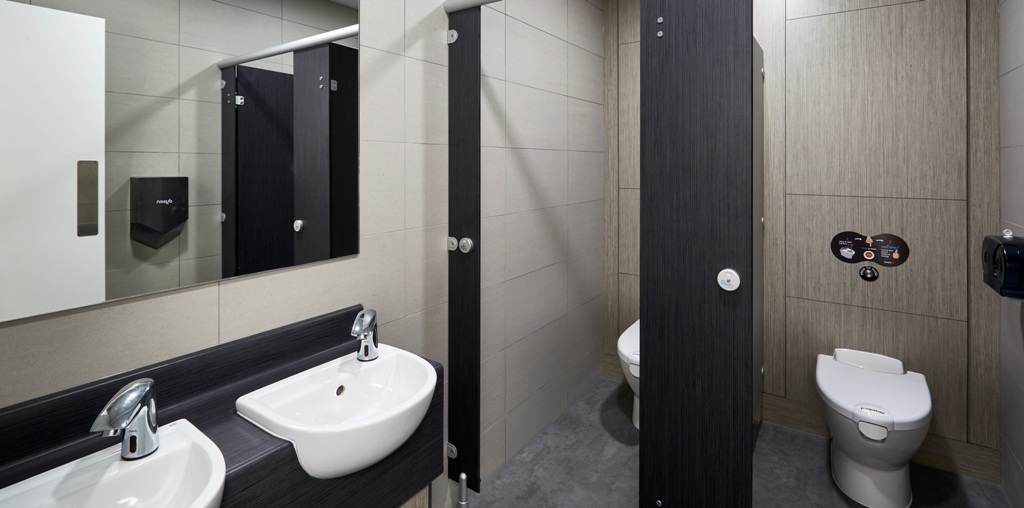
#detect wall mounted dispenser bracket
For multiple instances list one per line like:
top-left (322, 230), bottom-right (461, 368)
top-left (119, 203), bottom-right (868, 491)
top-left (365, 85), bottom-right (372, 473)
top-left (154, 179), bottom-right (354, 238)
top-left (130, 177), bottom-right (188, 249)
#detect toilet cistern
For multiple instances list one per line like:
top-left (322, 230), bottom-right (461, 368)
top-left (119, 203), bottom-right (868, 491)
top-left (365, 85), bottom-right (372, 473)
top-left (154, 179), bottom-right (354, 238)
top-left (351, 309), bottom-right (379, 361)
top-left (90, 378), bottom-right (159, 460)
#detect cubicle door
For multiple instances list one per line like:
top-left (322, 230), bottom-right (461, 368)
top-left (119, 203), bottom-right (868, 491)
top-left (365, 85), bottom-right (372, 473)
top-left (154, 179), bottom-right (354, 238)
top-left (0, 2), bottom-right (105, 321)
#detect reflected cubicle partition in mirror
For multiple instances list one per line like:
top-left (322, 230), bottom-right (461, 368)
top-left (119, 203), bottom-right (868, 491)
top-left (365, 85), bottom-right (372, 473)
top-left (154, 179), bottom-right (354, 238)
top-left (0, 0), bottom-right (359, 324)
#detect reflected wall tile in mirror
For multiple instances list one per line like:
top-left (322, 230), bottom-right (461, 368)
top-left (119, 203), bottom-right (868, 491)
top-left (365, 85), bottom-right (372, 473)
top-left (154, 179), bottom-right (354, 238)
top-left (105, 210), bottom-right (181, 271)
top-left (482, 6), bottom-right (506, 80)
top-left (283, 0), bottom-right (358, 32)
top-left (33, 0), bottom-right (179, 44)
top-left (405, 0), bottom-right (448, 66)
top-left (105, 33), bottom-right (178, 99)
top-left (359, 0), bottom-right (403, 54)
top-left (105, 152), bottom-right (179, 212)
top-left (180, 0), bottom-right (282, 59)
top-left (179, 100), bottom-right (221, 154)
top-left (404, 225), bottom-right (449, 316)
top-left (105, 262), bottom-right (181, 301)
top-left (179, 153), bottom-right (221, 206)
top-left (180, 205), bottom-right (222, 260)
top-left (180, 255), bottom-right (222, 287)
top-left (405, 143), bottom-right (448, 229)
top-left (361, 48), bottom-right (406, 142)
top-left (219, 231), bottom-right (406, 342)
top-left (405, 58), bottom-right (448, 145)
top-left (359, 141), bottom-right (406, 235)
top-left (106, 93), bottom-right (178, 153)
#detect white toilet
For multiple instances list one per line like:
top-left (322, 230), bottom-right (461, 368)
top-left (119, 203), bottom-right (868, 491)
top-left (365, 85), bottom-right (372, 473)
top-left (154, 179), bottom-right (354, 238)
top-left (617, 319), bottom-right (640, 429)
top-left (816, 349), bottom-right (932, 508)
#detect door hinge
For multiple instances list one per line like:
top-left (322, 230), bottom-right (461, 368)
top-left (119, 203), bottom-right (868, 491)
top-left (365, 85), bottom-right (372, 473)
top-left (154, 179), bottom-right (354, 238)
top-left (235, 95), bottom-right (245, 106)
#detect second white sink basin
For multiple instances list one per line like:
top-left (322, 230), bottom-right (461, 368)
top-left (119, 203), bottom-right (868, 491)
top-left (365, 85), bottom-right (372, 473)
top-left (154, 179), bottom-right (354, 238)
top-left (236, 344), bottom-right (437, 479)
top-left (0, 419), bottom-right (225, 508)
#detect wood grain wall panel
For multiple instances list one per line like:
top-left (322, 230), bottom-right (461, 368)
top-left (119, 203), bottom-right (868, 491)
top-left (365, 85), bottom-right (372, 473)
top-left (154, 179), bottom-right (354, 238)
top-left (617, 43), bottom-right (640, 190)
top-left (786, 195), bottom-right (967, 320)
top-left (786, 298), bottom-right (968, 440)
top-left (618, 0), bottom-right (638, 44)
top-left (618, 274), bottom-right (639, 334)
top-left (966, 0), bottom-right (1001, 449)
top-left (786, 0), bottom-right (966, 200)
top-left (618, 189), bottom-right (640, 275)
top-left (604, 0), bottom-right (620, 357)
top-left (753, 0), bottom-right (787, 397)
top-left (786, 0), bottom-right (923, 20)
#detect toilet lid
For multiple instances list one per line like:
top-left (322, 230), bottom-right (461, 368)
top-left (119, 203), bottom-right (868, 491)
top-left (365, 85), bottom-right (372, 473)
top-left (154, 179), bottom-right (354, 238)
top-left (816, 353), bottom-right (931, 431)
top-left (617, 319), bottom-right (640, 365)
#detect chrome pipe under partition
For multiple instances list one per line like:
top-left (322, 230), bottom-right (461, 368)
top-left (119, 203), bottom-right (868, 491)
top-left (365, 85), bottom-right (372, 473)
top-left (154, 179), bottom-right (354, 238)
top-left (216, 24), bottom-right (359, 69)
top-left (443, 0), bottom-right (502, 13)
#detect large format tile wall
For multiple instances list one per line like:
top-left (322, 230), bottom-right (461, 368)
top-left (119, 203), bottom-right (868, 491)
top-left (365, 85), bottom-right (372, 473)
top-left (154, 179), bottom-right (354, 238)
top-left (477, 0), bottom-right (607, 483)
top-left (1000, 0), bottom-right (1024, 504)
top-left (601, 0), bottom-right (639, 379)
top-left (8, 0), bottom-right (357, 301)
top-left (753, 0), bottom-right (1002, 480)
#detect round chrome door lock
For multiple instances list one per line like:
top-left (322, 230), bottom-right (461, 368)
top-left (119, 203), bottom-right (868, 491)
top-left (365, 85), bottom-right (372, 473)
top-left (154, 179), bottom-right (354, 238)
top-left (293, 220), bottom-right (305, 232)
top-left (459, 237), bottom-right (474, 254)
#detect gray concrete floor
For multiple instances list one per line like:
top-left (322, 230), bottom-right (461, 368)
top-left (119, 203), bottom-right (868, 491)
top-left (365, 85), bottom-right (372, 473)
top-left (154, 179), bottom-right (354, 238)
top-left (469, 379), bottom-right (1009, 507)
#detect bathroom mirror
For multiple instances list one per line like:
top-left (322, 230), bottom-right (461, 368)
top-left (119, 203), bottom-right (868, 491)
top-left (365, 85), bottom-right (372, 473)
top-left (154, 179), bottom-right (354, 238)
top-left (0, 0), bottom-right (359, 323)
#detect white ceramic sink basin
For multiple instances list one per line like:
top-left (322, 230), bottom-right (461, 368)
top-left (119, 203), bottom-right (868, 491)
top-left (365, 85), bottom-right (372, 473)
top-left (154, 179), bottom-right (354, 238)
top-left (236, 344), bottom-right (437, 479)
top-left (0, 419), bottom-right (225, 508)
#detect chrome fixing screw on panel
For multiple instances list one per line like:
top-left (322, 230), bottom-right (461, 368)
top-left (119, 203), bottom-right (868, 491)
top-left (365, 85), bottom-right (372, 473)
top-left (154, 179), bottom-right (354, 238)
top-left (458, 237), bottom-right (474, 254)
top-left (447, 237), bottom-right (458, 251)
top-left (447, 29), bottom-right (459, 44)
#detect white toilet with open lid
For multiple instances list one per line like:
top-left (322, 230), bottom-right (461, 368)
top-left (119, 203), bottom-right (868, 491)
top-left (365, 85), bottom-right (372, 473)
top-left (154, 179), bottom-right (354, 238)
top-left (816, 348), bottom-right (932, 508)
top-left (617, 319), bottom-right (640, 429)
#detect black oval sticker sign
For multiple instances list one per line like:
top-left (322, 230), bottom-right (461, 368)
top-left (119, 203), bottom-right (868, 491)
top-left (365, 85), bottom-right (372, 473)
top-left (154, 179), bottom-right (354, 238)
top-left (830, 231), bottom-right (909, 267)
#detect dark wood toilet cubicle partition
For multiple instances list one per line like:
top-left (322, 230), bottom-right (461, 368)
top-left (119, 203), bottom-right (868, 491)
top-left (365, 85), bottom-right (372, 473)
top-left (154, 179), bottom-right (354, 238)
top-left (222, 43), bottom-right (359, 279)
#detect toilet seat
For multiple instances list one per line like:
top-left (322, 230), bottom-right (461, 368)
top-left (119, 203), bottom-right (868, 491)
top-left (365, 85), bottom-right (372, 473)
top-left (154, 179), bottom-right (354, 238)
top-left (816, 352), bottom-right (931, 432)
top-left (617, 319), bottom-right (640, 377)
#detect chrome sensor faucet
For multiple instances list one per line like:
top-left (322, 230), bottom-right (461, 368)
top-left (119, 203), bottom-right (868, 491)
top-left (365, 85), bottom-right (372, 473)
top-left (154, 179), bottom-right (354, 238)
top-left (352, 309), bottom-right (379, 361)
top-left (90, 378), bottom-right (159, 460)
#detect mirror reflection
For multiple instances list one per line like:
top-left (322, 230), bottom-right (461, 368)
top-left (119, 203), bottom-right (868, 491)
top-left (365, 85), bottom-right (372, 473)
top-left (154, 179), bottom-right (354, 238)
top-left (0, 0), bottom-right (359, 323)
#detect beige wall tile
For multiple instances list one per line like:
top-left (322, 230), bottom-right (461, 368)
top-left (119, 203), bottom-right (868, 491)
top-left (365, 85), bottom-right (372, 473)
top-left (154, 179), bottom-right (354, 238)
top-left (505, 372), bottom-right (567, 457)
top-left (404, 0), bottom-right (447, 65)
top-left (568, 98), bottom-right (605, 152)
top-left (1001, 298), bottom-right (1024, 394)
top-left (106, 33), bottom-right (178, 98)
top-left (179, 100), bottom-right (221, 154)
top-left (360, 0), bottom-right (404, 54)
top-left (219, 0), bottom-right (281, 17)
top-left (505, 149), bottom-right (568, 213)
top-left (568, 45), bottom-right (604, 104)
top-left (568, 0), bottom-right (604, 56)
top-left (481, 351), bottom-right (506, 429)
top-left (480, 419), bottom-right (507, 481)
top-left (106, 93), bottom-right (178, 153)
top-left (180, 205), bottom-right (222, 260)
top-left (482, 216), bottom-right (507, 289)
top-left (617, 274), bottom-right (639, 335)
top-left (568, 200), bottom-right (604, 257)
top-left (568, 247), bottom-right (603, 310)
top-left (179, 153), bottom-right (221, 207)
top-left (219, 231), bottom-right (405, 341)
top-left (1002, 438), bottom-right (1024, 508)
top-left (506, 17), bottom-right (568, 94)
top-left (482, 147), bottom-right (507, 217)
top-left (568, 294), bottom-right (605, 364)
top-left (568, 151), bottom-right (605, 205)
top-left (0, 285), bottom-right (219, 407)
top-left (617, 189), bottom-right (640, 275)
top-left (359, 141), bottom-right (406, 235)
top-left (180, 0), bottom-right (282, 57)
top-left (361, 48), bottom-right (406, 142)
top-left (507, 83), bottom-right (567, 150)
top-left (506, 0), bottom-right (569, 40)
top-left (179, 46), bottom-right (230, 104)
top-left (482, 77), bottom-right (507, 148)
top-left (506, 316), bottom-right (569, 409)
top-left (180, 256), bottom-right (222, 286)
top-left (379, 303), bottom-right (449, 378)
top-left (617, 43), bottom-right (640, 189)
top-left (1001, 0), bottom-right (1024, 76)
top-left (1002, 67), bottom-right (1024, 148)
top-left (405, 58), bottom-right (448, 145)
top-left (506, 261), bottom-right (569, 345)
top-left (105, 152), bottom-right (179, 212)
top-left (404, 225), bottom-right (449, 315)
top-left (1004, 147), bottom-right (1024, 226)
top-left (482, 283), bottom-right (507, 360)
top-left (281, 21), bottom-right (322, 67)
top-left (405, 143), bottom-right (448, 228)
top-left (567, 350), bottom-right (600, 403)
top-left (482, 6), bottom-right (507, 80)
top-left (505, 207), bottom-right (568, 280)
top-left (283, 0), bottom-right (357, 31)
top-left (33, 0), bottom-right (180, 43)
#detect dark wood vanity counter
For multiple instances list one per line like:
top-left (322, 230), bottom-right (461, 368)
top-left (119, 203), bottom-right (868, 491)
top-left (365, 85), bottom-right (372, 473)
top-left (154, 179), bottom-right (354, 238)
top-left (0, 305), bottom-right (444, 507)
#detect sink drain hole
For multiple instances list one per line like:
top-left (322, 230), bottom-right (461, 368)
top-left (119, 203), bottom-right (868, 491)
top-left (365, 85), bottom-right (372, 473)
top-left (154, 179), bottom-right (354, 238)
top-left (336, 385), bottom-right (345, 396)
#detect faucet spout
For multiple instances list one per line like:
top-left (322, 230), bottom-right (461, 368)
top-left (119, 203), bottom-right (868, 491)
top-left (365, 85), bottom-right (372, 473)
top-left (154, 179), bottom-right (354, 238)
top-left (351, 309), bottom-right (379, 361)
top-left (90, 378), bottom-right (159, 460)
